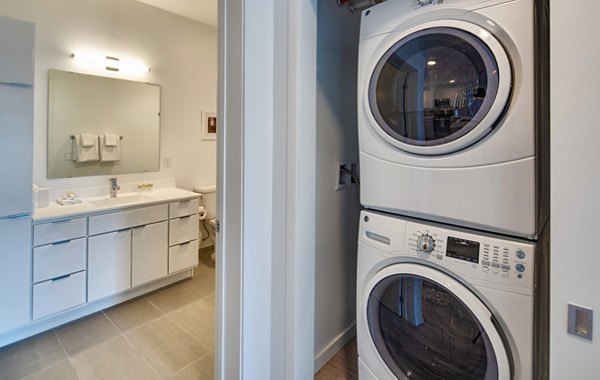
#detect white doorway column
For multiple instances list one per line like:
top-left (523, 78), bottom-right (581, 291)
top-left (217, 0), bottom-right (317, 379)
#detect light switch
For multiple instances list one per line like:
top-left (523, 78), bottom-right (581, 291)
top-left (568, 304), bottom-right (593, 341)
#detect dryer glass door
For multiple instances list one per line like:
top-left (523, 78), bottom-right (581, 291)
top-left (366, 269), bottom-right (509, 379)
top-left (369, 26), bottom-right (510, 155)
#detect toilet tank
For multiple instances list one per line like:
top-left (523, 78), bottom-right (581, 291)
top-left (194, 185), bottom-right (217, 220)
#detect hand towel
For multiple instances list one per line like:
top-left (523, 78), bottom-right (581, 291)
top-left (72, 134), bottom-right (99, 163)
top-left (99, 134), bottom-right (121, 162)
top-left (104, 133), bottom-right (119, 147)
top-left (80, 133), bottom-right (96, 147)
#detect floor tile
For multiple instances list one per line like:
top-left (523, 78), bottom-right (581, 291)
top-left (105, 297), bottom-right (164, 333)
top-left (146, 282), bottom-right (202, 313)
top-left (126, 316), bottom-right (209, 378)
top-left (168, 352), bottom-right (214, 380)
top-left (168, 294), bottom-right (215, 350)
top-left (70, 336), bottom-right (159, 380)
top-left (0, 332), bottom-right (66, 380)
top-left (54, 313), bottom-right (120, 356)
top-left (182, 270), bottom-right (215, 299)
top-left (24, 359), bottom-right (78, 380)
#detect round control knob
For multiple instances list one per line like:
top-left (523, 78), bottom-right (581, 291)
top-left (515, 263), bottom-right (526, 273)
top-left (515, 249), bottom-right (526, 259)
top-left (417, 234), bottom-right (435, 253)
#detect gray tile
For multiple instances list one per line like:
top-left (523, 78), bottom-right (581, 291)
top-left (0, 332), bottom-right (66, 380)
top-left (168, 294), bottom-right (215, 351)
top-left (182, 265), bottom-right (215, 299)
top-left (70, 336), bottom-right (159, 380)
top-left (105, 297), bottom-right (164, 333)
top-left (54, 313), bottom-right (120, 356)
top-left (126, 316), bottom-right (209, 378)
top-left (24, 359), bottom-right (78, 380)
top-left (168, 352), bottom-right (214, 380)
top-left (146, 283), bottom-right (202, 313)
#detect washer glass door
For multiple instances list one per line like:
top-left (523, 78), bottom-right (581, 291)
top-left (366, 267), bottom-right (509, 379)
top-left (369, 26), bottom-right (510, 155)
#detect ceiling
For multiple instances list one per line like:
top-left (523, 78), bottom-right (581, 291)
top-left (136, 0), bottom-right (217, 27)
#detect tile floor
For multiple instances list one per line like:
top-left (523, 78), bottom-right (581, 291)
top-left (0, 248), bottom-right (216, 380)
top-left (315, 337), bottom-right (358, 380)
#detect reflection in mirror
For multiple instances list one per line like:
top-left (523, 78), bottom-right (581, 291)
top-left (47, 69), bottom-right (160, 179)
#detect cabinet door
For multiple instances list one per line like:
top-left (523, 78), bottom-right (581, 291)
top-left (132, 221), bottom-right (168, 287)
top-left (88, 229), bottom-right (131, 302)
top-left (0, 217), bottom-right (31, 333)
top-left (0, 16), bottom-right (34, 85)
top-left (0, 84), bottom-right (33, 217)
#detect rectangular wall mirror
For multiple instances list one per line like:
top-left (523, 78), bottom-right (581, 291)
top-left (47, 69), bottom-right (161, 179)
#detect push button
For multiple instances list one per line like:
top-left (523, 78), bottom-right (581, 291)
top-left (516, 249), bottom-right (526, 259)
top-left (501, 264), bottom-right (510, 271)
top-left (491, 262), bottom-right (500, 269)
top-left (515, 263), bottom-right (525, 273)
top-left (482, 260), bottom-right (491, 267)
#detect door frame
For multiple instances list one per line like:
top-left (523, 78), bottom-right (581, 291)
top-left (217, 0), bottom-right (317, 378)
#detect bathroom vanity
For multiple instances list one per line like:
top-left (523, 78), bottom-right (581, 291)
top-left (0, 188), bottom-right (200, 347)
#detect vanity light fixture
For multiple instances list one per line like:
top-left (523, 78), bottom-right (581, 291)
top-left (70, 52), bottom-right (150, 73)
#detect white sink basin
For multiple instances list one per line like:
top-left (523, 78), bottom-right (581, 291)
top-left (89, 194), bottom-right (152, 207)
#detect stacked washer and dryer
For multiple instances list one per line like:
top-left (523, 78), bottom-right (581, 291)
top-left (355, 0), bottom-right (549, 379)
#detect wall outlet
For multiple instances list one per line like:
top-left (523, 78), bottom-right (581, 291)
top-left (163, 156), bottom-right (172, 168)
top-left (335, 160), bottom-right (359, 191)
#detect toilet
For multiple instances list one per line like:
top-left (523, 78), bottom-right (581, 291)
top-left (193, 185), bottom-right (217, 260)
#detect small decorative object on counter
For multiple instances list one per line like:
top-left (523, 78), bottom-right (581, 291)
top-left (56, 192), bottom-right (82, 206)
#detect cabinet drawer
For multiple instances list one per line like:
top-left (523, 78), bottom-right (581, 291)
top-left (169, 198), bottom-right (200, 218)
top-left (169, 239), bottom-right (199, 273)
top-left (169, 214), bottom-right (199, 246)
top-left (33, 217), bottom-right (86, 246)
top-left (33, 238), bottom-right (86, 283)
top-left (32, 271), bottom-right (86, 320)
top-left (89, 204), bottom-right (168, 235)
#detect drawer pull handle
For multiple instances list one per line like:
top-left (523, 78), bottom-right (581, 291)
top-left (51, 219), bottom-right (71, 224)
top-left (52, 240), bottom-right (71, 246)
top-left (51, 274), bottom-right (71, 282)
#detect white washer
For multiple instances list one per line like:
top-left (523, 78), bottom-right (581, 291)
top-left (357, 210), bottom-right (535, 379)
top-left (358, 0), bottom-right (540, 238)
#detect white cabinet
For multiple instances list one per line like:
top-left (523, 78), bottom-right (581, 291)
top-left (31, 218), bottom-right (87, 320)
top-left (88, 204), bottom-right (170, 301)
top-left (0, 217), bottom-right (31, 333)
top-left (88, 230), bottom-right (132, 302)
top-left (132, 221), bottom-right (168, 287)
top-left (0, 16), bottom-right (34, 85)
top-left (26, 195), bottom-right (198, 331)
top-left (168, 201), bottom-right (199, 274)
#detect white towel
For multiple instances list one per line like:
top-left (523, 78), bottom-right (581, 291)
top-left (72, 134), bottom-right (99, 163)
top-left (80, 133), bottom-right (96, 147)
top-left (104, 133), bottom-right (119, 147)
top-left (99, 134), bottom-right (121, 162)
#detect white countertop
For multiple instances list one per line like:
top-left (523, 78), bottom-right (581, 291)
top-left (33, 188), bottom-right (199, 222)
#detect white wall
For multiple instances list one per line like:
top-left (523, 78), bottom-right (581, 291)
top-left (550, 0), bottom-right (600, 377)
top-left (314, 1), bottom-right (362, 369)
top-left (0, 0), bottom-right (217, 193)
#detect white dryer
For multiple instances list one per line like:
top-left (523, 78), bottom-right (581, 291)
top-left (358, 0), bottom-right (543, 238)
top-left (357, 210), bottom-right (535, 379)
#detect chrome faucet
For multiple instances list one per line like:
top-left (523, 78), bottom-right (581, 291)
top-left (108, 177), bottom-right (120, 198)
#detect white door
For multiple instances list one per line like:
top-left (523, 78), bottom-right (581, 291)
top-left (366, 21), bottom-right (512, 156)
top-left (88, 230), bottom-right (132, 302)
top-left (132, 221), bottom-right (168, 287)
top-left (0, 217), bottom-right (31, 333)
top-left (0, 16), bottom-right (34, 86)
top-left (363, 263), bottom-right (511, 379)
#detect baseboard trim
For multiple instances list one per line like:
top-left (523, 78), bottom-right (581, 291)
top-left (314, 322), bottom-right (357, 373)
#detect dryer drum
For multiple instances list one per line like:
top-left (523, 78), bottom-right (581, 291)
top-left (367, 273), bottom-right (500, 379)
top-left (368, 27), bottom-right (503, 151)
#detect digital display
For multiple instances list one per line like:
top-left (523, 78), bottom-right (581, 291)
top-left (446, 236), bottom-right (480, 263)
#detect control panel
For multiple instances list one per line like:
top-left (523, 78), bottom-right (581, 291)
top-left (406, 221), bottom-right (535, 289)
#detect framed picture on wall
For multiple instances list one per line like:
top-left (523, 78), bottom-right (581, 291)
top-left (202, 111), bottom-right (217, 140)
